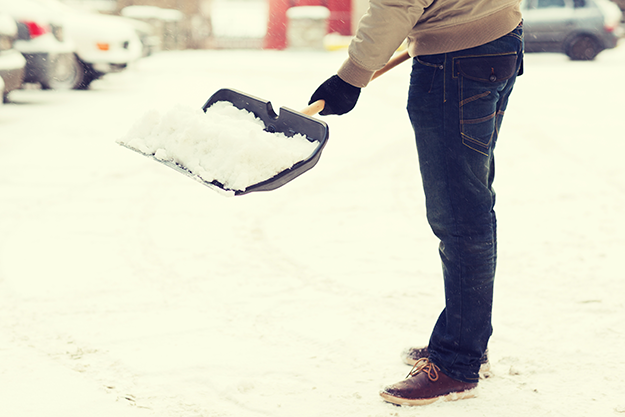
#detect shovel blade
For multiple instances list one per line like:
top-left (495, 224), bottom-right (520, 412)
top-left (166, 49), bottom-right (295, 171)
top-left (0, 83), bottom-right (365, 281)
top-left (201, 88), bottom-right (329, 195)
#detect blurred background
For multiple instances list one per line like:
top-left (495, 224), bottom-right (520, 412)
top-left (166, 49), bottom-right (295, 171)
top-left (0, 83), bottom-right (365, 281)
top-left (1, 0), bottom-right (625, 98)
top-left (1, 2), bottom-right (624, 416)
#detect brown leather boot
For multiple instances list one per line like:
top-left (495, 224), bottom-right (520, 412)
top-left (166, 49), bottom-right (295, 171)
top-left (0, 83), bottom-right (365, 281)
top-left (380, 358), bottom-right (478, 406)
top-left (401, 346), bottom-right (492, 378)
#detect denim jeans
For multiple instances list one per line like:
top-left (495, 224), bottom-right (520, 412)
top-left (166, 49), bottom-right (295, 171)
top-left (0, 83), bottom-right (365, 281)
top-left (407, 23), bottom-right (524, 383)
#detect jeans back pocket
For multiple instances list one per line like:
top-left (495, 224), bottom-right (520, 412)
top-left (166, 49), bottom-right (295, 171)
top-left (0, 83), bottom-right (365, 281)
top-left (454, 53), bottom-right (519, 155)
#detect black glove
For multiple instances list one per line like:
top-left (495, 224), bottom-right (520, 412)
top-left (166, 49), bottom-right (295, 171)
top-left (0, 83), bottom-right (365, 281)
top-left (309, 75), bottom-right (361, 116)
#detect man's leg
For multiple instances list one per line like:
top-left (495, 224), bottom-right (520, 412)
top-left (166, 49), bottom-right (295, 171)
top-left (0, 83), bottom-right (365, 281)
top-left (380, 24), bottom-right (523, 405)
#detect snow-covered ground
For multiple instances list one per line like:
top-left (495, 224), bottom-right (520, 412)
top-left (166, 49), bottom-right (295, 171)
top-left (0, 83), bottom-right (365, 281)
top-left (0, 45), bottom-right (624, 417)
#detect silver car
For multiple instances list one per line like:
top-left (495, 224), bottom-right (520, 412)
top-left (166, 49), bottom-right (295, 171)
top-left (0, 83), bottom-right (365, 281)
top-left (522, 0), bottom-right (623, 60)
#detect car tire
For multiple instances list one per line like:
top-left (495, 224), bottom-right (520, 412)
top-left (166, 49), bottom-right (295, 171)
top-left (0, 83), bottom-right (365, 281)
top-left (73, 60), bottom-right (101, 90)
top-left (566, 35), bottom-right (601, 61)
top-left (41, 53), bottom-right (84, 90)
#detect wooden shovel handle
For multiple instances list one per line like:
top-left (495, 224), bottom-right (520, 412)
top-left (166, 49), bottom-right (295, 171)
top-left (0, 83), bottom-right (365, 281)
top-left (300, 49), bottom-right (411, 116)
top-left (300, 99), bottom-right (326, 116)
top-left (371, 49), bottom-right (411, 81)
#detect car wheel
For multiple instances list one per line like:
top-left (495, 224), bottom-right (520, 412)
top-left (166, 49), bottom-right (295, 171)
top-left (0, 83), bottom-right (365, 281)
top-left (566, 35), bottom-right (601, 61)
top-left (73, 61), bottom-right (101, 90)
top-left (41, 54), bottom-right (84, 90)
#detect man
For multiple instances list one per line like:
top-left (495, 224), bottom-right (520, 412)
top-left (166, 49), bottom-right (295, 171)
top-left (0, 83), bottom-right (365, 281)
top-left (309, 0), bottom-right (524, 406)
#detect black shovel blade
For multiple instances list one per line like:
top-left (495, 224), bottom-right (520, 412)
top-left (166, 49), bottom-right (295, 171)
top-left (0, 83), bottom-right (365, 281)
top-left (202, 88), bottom-right (329, 195)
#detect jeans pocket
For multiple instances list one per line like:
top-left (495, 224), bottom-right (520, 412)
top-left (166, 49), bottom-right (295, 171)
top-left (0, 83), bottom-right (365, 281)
top-left (455, 53), bottom-right (518, 155)
top-left (411, 55), bottom-right (445, 94)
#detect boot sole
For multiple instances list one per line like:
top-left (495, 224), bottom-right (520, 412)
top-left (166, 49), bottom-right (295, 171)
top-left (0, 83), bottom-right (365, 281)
top-left (380, 387), bottom-right (477, 406)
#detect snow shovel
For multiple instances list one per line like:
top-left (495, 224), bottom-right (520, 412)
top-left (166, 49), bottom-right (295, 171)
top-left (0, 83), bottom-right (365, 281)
top-left (122, 50), bottom-right (411, 196)
top-left (198, 88), bottom-right (330, 195)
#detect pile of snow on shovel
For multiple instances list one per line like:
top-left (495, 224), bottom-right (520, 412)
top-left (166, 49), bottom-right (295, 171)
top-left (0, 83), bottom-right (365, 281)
top-left (118, 102), bottom-right (318, 193)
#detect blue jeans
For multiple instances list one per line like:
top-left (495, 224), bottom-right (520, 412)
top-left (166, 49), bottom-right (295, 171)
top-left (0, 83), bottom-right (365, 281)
top-left (407, 23), bottom-right (524, 383)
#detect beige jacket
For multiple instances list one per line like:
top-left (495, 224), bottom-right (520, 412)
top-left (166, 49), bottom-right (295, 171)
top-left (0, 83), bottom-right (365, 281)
top-left (338, 0), bottom-right (523, 87)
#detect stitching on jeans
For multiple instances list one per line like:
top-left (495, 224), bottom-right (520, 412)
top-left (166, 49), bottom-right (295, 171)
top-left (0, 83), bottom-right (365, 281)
top-left (462, 132), bottom-right (494, 148)
top-left (460, 91), bottom-right (490, 107)
top-left (415, 56), bottom-right (443, 94)
top-left (443, 54), bottom-right (447, 103)
top-left (460, 111), bottom-right (496, 125)
top-left (459, 76), bottom-right (494, 156)
top-left (506, 32), bottom-right (522, 42)
top-left (462, 138), bottom-right (491, 156)
top-left (416, 56), bottom-right (442, 68)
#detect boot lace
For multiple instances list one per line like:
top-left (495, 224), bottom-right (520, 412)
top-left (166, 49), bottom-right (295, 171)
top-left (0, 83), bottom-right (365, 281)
top-left (407, 358), bottom-right (440, 382)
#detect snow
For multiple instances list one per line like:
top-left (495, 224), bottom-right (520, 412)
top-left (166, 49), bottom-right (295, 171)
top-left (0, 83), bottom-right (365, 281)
top-left (120, 5), bottom-right (184, 22)
top-left (119, 102), bottom-right (318, 192)
top-left (210, 0), bottom-right (268, 38)
top-left (1, 46), bottom-right (624, 417)
top-left (0, 12), bottom-right (17, 36)
top-left (287, 6), bottom-right (331, 20)
top-left (0, 48), bottom-right (28, 71)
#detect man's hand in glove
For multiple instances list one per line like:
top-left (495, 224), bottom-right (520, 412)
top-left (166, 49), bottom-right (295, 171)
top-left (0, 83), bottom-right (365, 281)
top-left (309, 75), bottom-right (361, 116)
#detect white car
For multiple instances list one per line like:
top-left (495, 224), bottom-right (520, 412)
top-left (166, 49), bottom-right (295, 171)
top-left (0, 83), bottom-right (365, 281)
top-left (1, 0), bottom-right (142, 90)
top-left (29, 0), bottom-right (143, 89)
top-left (0, 0), bottom-right (78, 90)
top-left (0, 13), bottom-right (26, 101)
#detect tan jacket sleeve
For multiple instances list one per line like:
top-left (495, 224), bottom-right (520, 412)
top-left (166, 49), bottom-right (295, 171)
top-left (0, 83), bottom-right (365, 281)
top-left (338, 0), bottom-right (432, 88)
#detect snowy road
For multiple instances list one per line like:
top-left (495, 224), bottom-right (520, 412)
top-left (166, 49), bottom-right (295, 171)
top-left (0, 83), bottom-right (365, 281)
top-left (1, 47), bottom-right (624, 417)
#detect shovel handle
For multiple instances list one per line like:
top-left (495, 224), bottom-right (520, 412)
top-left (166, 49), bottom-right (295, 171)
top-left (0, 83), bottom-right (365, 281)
top-left (300, 50), bottom-right (411, 116)
top-left (300, 99), bottom-right (326, 116)
top-left (372, 49), bottom-right (411, 81)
